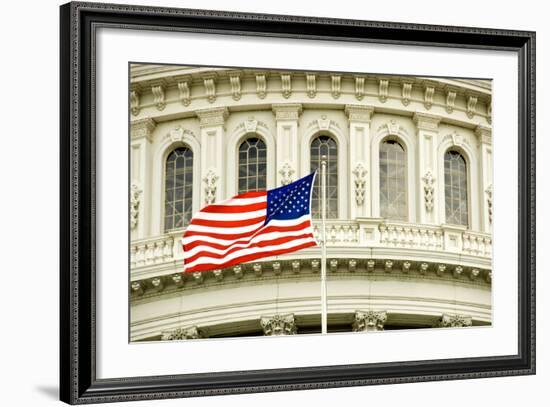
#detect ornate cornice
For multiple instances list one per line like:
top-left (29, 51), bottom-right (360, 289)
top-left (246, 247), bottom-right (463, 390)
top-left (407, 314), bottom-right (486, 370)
top-left (345, 104), bottom-right (374, 123)
top-left (438, 314), bottom-right (473, 328)
top-left (130, 118), bottom-right (156, 142)
top-left (272, 103), bottom-right (302, 121)
top-left (195, 107), bottom-right (229, 128)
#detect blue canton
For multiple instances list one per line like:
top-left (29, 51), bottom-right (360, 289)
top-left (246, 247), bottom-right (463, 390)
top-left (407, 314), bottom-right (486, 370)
top-left (265, 172), bottom-right (316, 225)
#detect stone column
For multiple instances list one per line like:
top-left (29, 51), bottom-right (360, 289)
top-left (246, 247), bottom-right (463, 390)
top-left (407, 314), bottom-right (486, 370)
top-left (438, 314), bottom-right (473, 328)
top-left (475, 125), bottom-right (493, 233)
top-left (413, 113), bottom-right (441, 225)
top-left (352, 310), bottom-right (387, 332)
top-left (161, 326), bottom-right (202, 340)
top-left (272, 104), bottom-right (302, 185)
top-left (345, 105), bottom-right (374, 219)
top-left (130, 118), bottom-right (156, 240)
top-left (196, 107), bottom-right (229, 204)
top-left (260, 314), bottom-right (298, 336)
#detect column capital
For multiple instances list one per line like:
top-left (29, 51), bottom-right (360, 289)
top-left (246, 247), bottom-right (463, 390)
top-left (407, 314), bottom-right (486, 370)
top-left (272, 103), bottom-right (302, 121)
top-left (161, 326), bottom-right (202, 340)
top-left (413, 111), bottom-right (442, 131)
top-left (439, 313), bottom-right (473, 328)
top-left (196, 107), bottom-right (229, 128)
top-left (260, 313), bottom-right (297, 335)
top-left (345, 104), bottom-right (374, 123)
top-left (353, 310), bottom-right (387, 332)
top-left (475, 125), bottom-right (492, 145)
top-left (130, 118), bottom-right (156, 142)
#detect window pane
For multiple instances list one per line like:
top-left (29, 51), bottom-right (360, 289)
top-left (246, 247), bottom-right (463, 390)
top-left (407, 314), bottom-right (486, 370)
top-left (444, 151), bottom-right (468, 226)
top-left (311, 135), bottom-right (338, 219)
top-left (164, 147), bottom-right (193, 231)
top-left (379, 140), bottom-right (407, 221)
top-left (238, 137), bottom-right (267, 193)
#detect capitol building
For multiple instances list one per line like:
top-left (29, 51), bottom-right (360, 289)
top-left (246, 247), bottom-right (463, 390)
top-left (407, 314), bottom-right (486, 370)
top-left (129, 64), bottom-right (493, 340)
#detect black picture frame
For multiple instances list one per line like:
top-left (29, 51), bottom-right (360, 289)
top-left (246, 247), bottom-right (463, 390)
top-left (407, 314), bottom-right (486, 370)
top-left (60, 1), bottom-right (536, 404)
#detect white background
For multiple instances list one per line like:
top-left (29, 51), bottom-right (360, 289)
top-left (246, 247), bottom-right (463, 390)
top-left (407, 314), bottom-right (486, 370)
top-left (0, 0), bottom-right (546, 406)
top-left (97, 27), bottom-right (518, 378)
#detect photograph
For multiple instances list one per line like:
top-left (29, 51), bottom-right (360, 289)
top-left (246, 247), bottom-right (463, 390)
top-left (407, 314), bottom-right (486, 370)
top-left (129, 64), bottom-right (493, 341)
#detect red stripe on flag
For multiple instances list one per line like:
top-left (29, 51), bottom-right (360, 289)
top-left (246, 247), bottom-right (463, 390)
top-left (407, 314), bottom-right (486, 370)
top-left (183, 233), bottom-right (315, 265)
top-left (189, 215), bottom-right (266, 228)
top-left (199, 201), bottom-right (267, 213)
top-left (182, 220), bottom-right (312, 248)
top-left (184, 241), bottom-right (318, 273)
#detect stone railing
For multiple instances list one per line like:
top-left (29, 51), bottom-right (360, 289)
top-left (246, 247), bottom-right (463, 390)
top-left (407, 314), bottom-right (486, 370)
top-left (130, 220), bottom-right (492, 271)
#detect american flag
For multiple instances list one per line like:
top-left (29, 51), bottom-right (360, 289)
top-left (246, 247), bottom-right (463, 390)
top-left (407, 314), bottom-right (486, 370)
top-left (181, 172), bottom-right (318, 273)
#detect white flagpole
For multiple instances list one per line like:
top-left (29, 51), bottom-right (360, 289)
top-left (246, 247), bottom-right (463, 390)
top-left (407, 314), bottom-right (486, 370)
top-left (320, 155), bottom-right (328, 334)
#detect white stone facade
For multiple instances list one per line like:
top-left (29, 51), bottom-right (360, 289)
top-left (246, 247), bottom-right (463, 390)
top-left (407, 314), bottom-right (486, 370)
top-left (130, 65), bottom-right (492, 341)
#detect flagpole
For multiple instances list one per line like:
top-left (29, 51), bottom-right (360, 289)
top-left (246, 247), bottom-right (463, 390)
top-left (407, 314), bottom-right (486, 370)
top-left (320, 155), bottom-right (328, 335)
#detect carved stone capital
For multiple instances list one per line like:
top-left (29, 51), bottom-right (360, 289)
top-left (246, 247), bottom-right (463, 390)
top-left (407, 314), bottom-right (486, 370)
top-left (439, 314), bottom-right (473, 328)
top-left (272, 103), bottom-right (302, 121)
top-left (260, 314), bottom-right (297, 336)
top-left (162, 326), bottom-right (202, 340)
top-left (345, 105), bottom-right (374, 123)
top-left (353, 310), bottom-right (387, 332)
top-left (413, 112), bottom-right (441, 131)
top-left (475, 125), bottom-right (492, 145)
top-left (196, 107), bottom-right (229, 128)
top-left (131, 118), bottom-right (156, 142)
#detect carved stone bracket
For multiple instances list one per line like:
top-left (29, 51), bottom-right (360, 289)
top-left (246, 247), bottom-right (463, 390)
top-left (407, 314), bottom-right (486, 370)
top-left (345, 105), bottom-right (374, 123)
top-left (255, 73), bottom-right (267, 99)
top-left (196, 107), bottom-right (229, 128)
top-left (281, 74), bottom-right (292, 98)
top-left (260, 314), bottom-right (297, 336)
top-left (151, 82), bottom-right (166, 111)
top-left (446, 89), bottom-right (457, 113)
top-left (177, 79), bottom-right (191, 106)
top-left (352, 162), bottom-right (367, 206)
top-left (130, 90), bottom-right (140, 116)
top-left (203, 169), bottom-right (219, 204)
top-left (162, 326), bottom-right (202, 340)
top-left (438, 314), bottom-right (473, 328)
top-left (424, 86), bottom-right (435, 110)
top-left (331, 75), bottom-right (341, 99)
top-left (353, 310), bottom-right (387, 332)
top-left (130, 183), bottom-right (141, 230)
top-left (378, 79), bottom-right (389, 103)
top-left (229, 73), bottom-right (242, 101)
top-left (306, 74), bottom-right (316, 98)
top-left (272, 103), bottom-right (302, 121)
top-left (354, 77), bottom-right (365, 100)
top-left (401, 82), bottom-right (412, 106)
top-left (422, 170), bottom-right (435, 212)
top-left (202, 75), bottom-right (217, 103)
top-left (467, 95), bottom-right (478, 118)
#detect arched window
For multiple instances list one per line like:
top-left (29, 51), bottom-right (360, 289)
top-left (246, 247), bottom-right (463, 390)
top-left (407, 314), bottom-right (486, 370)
top-left (164, 147), bottom-right (193, 231)
top-left (310, 135), bottom-right (338, 219)
top-left (238, 137), bottom-right (267, 193)
top-left (379, 139), bottom-right (407, 220)
top-left (444, 150), bottom-right (468, 226)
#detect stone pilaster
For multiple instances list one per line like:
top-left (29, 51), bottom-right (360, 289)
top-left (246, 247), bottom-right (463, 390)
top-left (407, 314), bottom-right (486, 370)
top-left (130, 118), bottom-right (156, 239)
top-left (345, 105), bottom-right (374, 219)
top-left (272, 104), bottom-right (302, 185)
top-left (413, 112), bottom-right (441, 225)
top-left (475, 125), bottom-right (493, 233)
top-left (260, 314), bottom-right (297, 336)
top-left (196, 107), bottom-right (229, 204)
top-left (438, 314), bottom-right (473, 328)
top-left (352, 310), bottom-right (387, 332)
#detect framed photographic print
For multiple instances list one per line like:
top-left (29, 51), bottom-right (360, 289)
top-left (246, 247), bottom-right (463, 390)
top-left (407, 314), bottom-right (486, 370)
top-left (60, 1), bottom-right (536, 404)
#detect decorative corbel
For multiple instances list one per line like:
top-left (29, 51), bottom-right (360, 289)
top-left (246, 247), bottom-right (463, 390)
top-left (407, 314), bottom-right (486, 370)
top-left (378, 79), bottom-right (389, 103)
top-left (331, 75), bottom-right (341, 99)
top-left (306, 74), bottom-right (316, 98)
